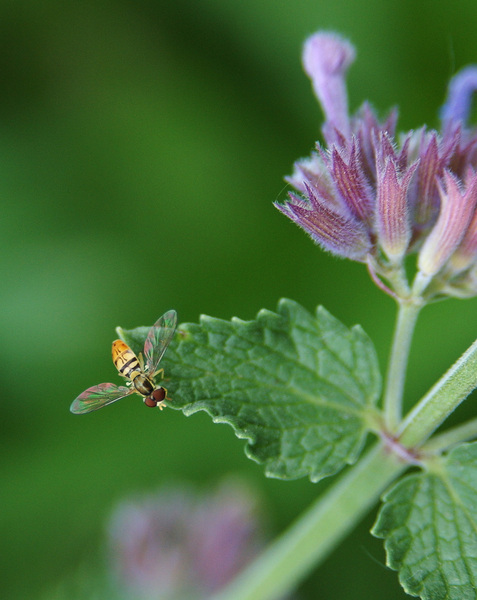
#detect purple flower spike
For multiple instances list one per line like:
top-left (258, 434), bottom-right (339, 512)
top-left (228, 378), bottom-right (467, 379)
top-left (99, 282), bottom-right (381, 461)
top-left (303, 32), bottom-right (355, 142)
top-left (279, 30), bottom-right (477, 299)
top-left (441, 66), bottom-right (477, 131)
top-left (418, 171), bottom-right (477, 276)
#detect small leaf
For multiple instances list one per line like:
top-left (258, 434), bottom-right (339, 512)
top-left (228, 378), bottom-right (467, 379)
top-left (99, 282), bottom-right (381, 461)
top-left (372, 442), bottom-right (477, 600)
top-left (121, 299), bottom-right (381, 482)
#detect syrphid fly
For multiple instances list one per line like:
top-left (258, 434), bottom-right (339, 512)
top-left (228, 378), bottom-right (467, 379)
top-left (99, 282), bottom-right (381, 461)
top-left (70, 310), bottom-right (177, 415)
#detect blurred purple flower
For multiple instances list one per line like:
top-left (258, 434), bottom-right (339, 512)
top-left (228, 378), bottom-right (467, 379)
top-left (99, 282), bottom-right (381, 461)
top-left (107, 480), bottom-right (265, 599)
top-left (276, 31), bottom-right (477, 299)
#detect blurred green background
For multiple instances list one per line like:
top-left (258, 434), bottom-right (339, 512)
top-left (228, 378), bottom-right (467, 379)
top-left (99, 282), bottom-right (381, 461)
top-left (2, 1), bottom-right (477, 598)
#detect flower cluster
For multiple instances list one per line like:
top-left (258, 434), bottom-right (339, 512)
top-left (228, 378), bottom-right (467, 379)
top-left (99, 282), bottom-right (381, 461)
top-left (107, 480), bottom-right (266, 599)
top-left (276, 32), bottom-right (477, 300)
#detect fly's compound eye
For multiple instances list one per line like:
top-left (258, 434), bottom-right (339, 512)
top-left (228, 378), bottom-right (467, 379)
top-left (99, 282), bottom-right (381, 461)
top-left (152, 388), bottom-right (166, 403)
top-left (144, 387), bottom-right (167, 408)
top-left (144, 396), bottom-right (157, 408)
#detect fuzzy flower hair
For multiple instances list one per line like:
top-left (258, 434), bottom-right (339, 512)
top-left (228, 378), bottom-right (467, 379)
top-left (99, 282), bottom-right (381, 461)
top-left (276, 32), bottom-right (477, 300)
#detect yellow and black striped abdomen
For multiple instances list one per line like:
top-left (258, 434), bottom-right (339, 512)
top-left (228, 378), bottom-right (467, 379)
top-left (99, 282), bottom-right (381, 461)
top-left (112, 340), bottom-right (142, 381)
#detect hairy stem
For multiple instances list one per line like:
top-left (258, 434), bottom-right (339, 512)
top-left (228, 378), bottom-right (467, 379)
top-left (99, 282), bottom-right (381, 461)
top-left (399, 335), bottom-right (477, 447)
top-left (211, 443), bottom-right (406, 600)
top-left (424, 416), bottom-right (477, 452)
top-left (383, 299), bottom-right (422, 431)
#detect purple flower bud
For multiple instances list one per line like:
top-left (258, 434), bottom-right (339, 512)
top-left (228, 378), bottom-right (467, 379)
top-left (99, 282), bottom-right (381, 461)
top-left (286, 151), bottom-right (337, 202)
top-left (412, 133), bottom-right (445, 226)
top-left (327, 139), bottom-right (374, 223)
top-left (275, 187), bottom-right (372, 261)
top-left (441, 66), bottom-right (477, 131)
top-left (376, 158), bottom-right (417, 261)
top-left (450, 173), bottom-right (477, 272)
top-left (302, 32), bottom-right (355, 142)
top-left (418, 171), bottom-right (477, 276)
top-left (356, 104), bottom-right (399, 166)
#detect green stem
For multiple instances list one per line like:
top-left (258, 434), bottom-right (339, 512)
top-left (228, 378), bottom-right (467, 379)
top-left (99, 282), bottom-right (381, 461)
top-left (424, 416), bottom-right (477, 452)
top-left (210, 443), bottom-right (406, 600)
top-left (399, 336), bottom-right (477, 447)
top-left (383, 299), bottom-right (422, 431)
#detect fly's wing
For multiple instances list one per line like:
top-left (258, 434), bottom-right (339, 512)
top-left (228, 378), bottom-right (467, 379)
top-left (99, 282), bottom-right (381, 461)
top-left (144, 310), bottom-right (177, 374)
top-left (70, 383), bottom-right (133, 414)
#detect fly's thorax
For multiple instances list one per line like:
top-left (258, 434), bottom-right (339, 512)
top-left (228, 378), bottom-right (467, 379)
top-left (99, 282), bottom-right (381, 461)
top-left (132, 373), bottom-right (155, 396)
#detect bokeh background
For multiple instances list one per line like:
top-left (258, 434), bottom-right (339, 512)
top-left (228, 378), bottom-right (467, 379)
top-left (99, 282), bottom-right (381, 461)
top-left (2, 1), bottom-right (477, 598)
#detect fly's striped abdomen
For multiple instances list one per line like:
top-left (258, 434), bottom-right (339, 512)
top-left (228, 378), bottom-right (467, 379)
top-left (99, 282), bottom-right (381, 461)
top-left (112, 340), bottom-right (142, 381)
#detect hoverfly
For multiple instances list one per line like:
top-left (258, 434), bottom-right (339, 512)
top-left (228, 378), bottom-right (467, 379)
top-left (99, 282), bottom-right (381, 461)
top-left (70, 310), bottom-right (177, 415)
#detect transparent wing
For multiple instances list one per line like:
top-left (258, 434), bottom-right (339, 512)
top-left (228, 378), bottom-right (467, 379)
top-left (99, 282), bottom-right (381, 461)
top-left (70, 382), bottom-right (134, 415)
top-left (144, 310), bottom-right (177, 374)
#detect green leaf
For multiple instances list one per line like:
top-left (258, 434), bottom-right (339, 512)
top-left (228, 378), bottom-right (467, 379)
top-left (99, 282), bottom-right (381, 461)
top-left (372, 442), bottom-right (477, 600)
top-left (121, 299), bottom-right (381, 482)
